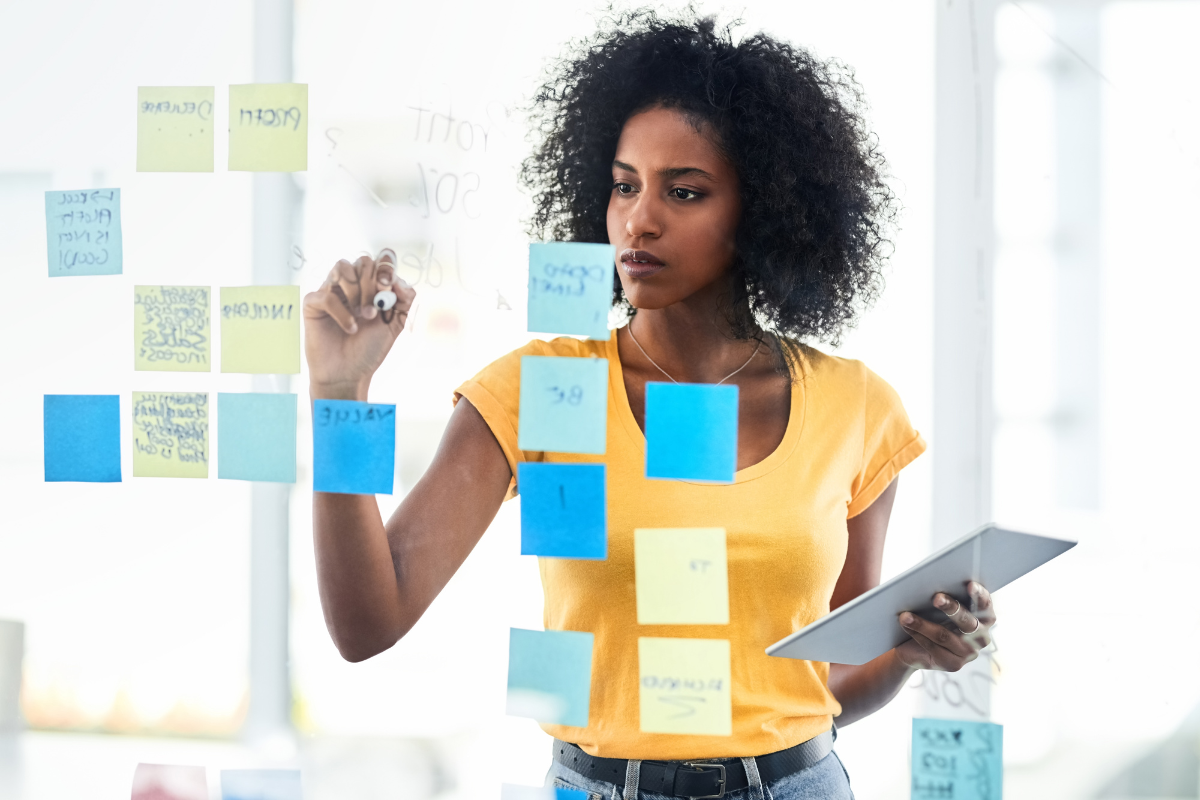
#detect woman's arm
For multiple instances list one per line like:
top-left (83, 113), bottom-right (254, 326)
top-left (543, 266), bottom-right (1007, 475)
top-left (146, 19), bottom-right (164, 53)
top-left (827, 479), bottom-right (997, 726)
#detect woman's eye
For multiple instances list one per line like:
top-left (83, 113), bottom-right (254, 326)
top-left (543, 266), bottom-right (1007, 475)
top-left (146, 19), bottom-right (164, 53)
top-left (614, 182), bottom-right (634, 194)
top-left (671, 188), bottom-right (700, 200)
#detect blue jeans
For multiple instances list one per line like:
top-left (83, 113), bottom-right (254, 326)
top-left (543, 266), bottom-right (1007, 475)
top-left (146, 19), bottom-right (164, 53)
top-left (545, 751), bottom-right (855, 800)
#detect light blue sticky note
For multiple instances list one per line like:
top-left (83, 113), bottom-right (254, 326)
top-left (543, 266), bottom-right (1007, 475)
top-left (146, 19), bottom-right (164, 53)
top-left (44, 395), bottom-right (122, 482)
top-left (518, 463), bottom-right (606, 559)
top-left (217, 393), bottom-right (297, 483)
top-left (527, 242), bottom-right (615, 340)
top-left (645, 382), bottom-right (738, 483)
top-left (506, 628), bottom-right (594, 728)
top-left (911, 718), bottom-right (1003, 800)
top-left (312, 399), bottom-right (395, 495)
top-left (45, 189), bottom-right (122, 277)
top-left (220, 769), bottom-right (302, 800)
top-left (518, 356), bottom-right (608, 454)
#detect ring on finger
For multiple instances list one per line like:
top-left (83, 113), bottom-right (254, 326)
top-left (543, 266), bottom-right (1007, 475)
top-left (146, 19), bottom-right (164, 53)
top-left (960, 616), bottom-right (982, 635)
top-left (941, 597), bottom-right (963, 617)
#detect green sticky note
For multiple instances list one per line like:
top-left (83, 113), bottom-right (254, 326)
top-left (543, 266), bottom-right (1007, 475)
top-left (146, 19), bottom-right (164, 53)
top-left (137, 87), bottom-right (215, 172)
top-left (911, 718), bottom-right (1003, 800)
top-left (634, 528), bottom-right (728, 625)
top-left (220, 286), bottom-right (301, 374)
top-left (638, 637), bottom-right (731, 736)
top-left (134, 286), bottom-right (211, 372)
top-left (228, 84), bottom-right (308, 172)
top-left (132, 392), bottom-right (209, 478)
top-left (217, 393), bottom-right (297, 483)
top-left (517, 356), bottom-right (608, 454)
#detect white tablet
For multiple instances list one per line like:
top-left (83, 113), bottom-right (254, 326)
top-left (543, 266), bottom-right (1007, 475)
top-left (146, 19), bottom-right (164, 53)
top-left (766, 524), bottom-right (1076, 666)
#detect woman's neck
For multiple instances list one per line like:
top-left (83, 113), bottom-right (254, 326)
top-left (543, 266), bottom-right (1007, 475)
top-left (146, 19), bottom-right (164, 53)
top-left (626, 290), bottom-right (765, 384)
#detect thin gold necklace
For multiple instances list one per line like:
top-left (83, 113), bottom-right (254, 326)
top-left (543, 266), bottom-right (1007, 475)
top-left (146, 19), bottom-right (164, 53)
top-left (625, 320), bottom-right (761, 385)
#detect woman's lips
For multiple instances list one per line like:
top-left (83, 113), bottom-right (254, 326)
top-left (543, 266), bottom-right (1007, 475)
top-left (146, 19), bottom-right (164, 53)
top-left (620, 249), bottom-right (666, 278)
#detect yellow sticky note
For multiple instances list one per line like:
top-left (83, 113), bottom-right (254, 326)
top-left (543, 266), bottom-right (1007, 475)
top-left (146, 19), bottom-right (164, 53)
top-left (132, 392), bottom-right (209, 478)
top-left (134, 286), bottom-right (211, 372)
top-left (137, 87), bottom-right (215, 172)
top-left (220, 286), bottom-right (301, 374)
top-left (228, 84), bottom-right (308, 172)
top-left (635, 528), bottom-right (729, 625)
top-left (638, 637), bottom-right (732, 736)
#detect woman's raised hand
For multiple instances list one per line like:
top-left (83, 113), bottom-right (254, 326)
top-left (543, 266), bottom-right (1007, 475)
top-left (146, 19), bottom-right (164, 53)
top-left (303, 249), bottom-right (416, 399)
top-left (894, 581), bottom-right (997, 672)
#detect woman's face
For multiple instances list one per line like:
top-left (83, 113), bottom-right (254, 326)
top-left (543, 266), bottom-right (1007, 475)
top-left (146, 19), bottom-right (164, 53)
top-left (607, 105), bottom-right (742, 310)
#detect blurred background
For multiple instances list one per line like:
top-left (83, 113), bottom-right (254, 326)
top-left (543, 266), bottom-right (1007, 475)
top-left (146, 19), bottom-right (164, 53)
top-left (0, 0), bottom-right (1197, 797)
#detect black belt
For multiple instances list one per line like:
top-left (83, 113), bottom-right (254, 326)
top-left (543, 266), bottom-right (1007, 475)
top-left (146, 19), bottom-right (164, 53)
top-left (552, 729), bottom-right (835, 798)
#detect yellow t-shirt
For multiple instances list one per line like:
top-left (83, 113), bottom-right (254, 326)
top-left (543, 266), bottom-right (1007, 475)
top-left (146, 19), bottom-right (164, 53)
top-left (454, 331), bottom-right (925, 760)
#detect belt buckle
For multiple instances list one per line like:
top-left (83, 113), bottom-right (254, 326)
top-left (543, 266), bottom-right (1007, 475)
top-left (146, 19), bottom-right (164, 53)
top-left (682, 762), bottom-right (726, 799)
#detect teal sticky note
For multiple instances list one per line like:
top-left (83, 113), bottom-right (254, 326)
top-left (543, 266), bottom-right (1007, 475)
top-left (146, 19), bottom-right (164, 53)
top-left (312, 399), bottom-right (395, 495)
top-left (518, 356), bottom-right (608, 454)
top-left (911, 718), bottom-right (1003, 800)
top-left (645, 382), bottom-right (738, 483)
top-left (45, 189), bottom-right (122, 276)
top-left (518, 463), bottom-right (606, 559)
top-left (220, 769), bottom-right (301, 800)
top-left (506, 628), bottom-right (593, 728)
top-left (527, 242), bottom-right (615, 340)
top-left (44, 395), bottom-right (121, 482)
top-left (217, 393), bottom-right (297, 483)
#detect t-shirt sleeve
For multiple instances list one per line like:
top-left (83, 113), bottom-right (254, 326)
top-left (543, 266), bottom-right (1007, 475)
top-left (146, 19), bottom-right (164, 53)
top-left (847, 367), bottom-right (927, 518)
top-left (453, 341), bottom-right (547, 501)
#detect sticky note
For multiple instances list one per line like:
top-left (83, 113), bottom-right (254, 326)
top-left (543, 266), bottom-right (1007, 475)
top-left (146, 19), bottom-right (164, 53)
top-left (500, 787), bottom-right (587, 800)
top-left (220, 770), bottom-right (302, 800)
top-left (645, 382), bottom-right (738, 483)
top-left (132, 392), bottom-right (209, 479)
top-left (638, 637), bottom-right (731, 736)
top-left (44, 395), bottom-right (121, 483)
top-left (312, 400), bottom-right (395, 495)
top-left (228, 83), bottom-right (309, 172)
top-left (911, 718), bottom-right (1003, 800)
top-left (527, 243), bottom-right (615, 340)
top-left (518, 356), bottom-right (608, 454)
top-left (634, 528), bottom-right (729, 625)
top-left (137, 87), bottom-right (215, 172)
top-left (132, 764), bottom-right (208, 800)
top-left (220, 286), bottom-right (301, 374)
top-left (45, 189), bottom-right (122, 277)
top-left (517, 463), bottom-right (606, 559)
top-left (506, 628), bottom-right (593, 728)
top-left (135, 286), bottom-right (211, 371)
top-left (217, 393), bottom-right (297, 483)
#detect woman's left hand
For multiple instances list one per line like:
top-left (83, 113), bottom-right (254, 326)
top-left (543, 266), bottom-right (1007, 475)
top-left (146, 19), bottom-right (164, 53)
top-left (894, 581), bottom-right (996, 672)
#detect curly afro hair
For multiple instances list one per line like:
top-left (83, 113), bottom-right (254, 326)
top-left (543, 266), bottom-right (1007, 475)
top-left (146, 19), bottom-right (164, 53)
top-left (521, 8), bottom-right (898, 370)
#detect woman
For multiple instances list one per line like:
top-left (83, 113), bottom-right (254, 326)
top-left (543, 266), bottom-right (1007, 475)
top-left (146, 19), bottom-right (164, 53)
top-left (302, 11), bottom-right (996, 800)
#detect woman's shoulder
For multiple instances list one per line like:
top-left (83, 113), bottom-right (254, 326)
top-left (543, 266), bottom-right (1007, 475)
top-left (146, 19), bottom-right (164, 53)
top-left (790, 342), bottom-right (902, 404)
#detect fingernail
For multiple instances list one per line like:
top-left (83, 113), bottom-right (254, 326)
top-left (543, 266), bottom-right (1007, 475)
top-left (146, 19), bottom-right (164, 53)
top-left (900, 613), bottom-right (914, 625)
top-left (362, 305), bottom-right (378, 319)
top-left (349, 322), bottom-right (358, 333)
top-left (935, 595), bottom-right (949, 609)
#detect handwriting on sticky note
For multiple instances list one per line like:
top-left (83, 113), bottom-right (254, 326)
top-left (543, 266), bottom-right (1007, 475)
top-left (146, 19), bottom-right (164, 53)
top-left (228, 83), bottom-right (309, 172)
top-left (132, 392), bottom-right (208, 479)
top-left (506, 628), bottom-right (594, 728)
top-left (527, 242), bottom-right (615, 340)
top-left (635, 529), bottom-right (729, 625)
top-left (518, 356), bottom-right (608, 454)
top-left (911, 718), bottom-right (1003, 800)
top-left (645, 382), bottom-right (738, 483)
top-left (135, 286), bottom-right (211, 372)
top-left (517, 462), bottom-right (607, 559)
top-left (217, 393), bottom-right (297, 483)
top-left (44, 395), bottom-right (121, 483)
top-left (312, 399), bottom-right (395, 495)
top-left (638, 637), bottom-right (731, 736)
top-left (45, 189), bottom-right (122, 277)
top-left (220, 769), bottom-right (302, 800)
top-left (137, 87), bottom-right (214, 172)
top-left (132, 764), bottom-right (208, 800)
top-left (220, 286), bottom-right (301, 373)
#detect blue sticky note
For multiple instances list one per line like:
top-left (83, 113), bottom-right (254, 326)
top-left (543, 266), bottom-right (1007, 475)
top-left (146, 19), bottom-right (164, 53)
top-left (45, 189), bottom-right (122, 277)
top-left (527, 242), bottom-right (615, 340)
top-left (220, 769), bottom-right (302, 800)
top-left (44, 395), bottom-right (121, 482)
top-left (518, 356), bottom-right (608, 454)
top-left (312, 399), bottom-right (395, 495)
top-left (506, 628), bottom-right (594, 728)
top-left (557, 790), bottom-right (587, 800)
top-left (518, 463), bottom-right (606, 559)
top-left (911, 718), bottom-right (1003, 800)
top-left (217, 393), bottom-right (297, 483)
top-left (645, 382), bottom-right (738, 483)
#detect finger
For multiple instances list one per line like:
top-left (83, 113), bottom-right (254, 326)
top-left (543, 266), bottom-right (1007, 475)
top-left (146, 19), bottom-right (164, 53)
top-left (383, 281), bottom-right (417, 334)
top-left (353, 255), bottom-right (379, 320)
top-left (934, 593), bottom-right (984, 636)
top-left (899, 612), bottom-right (975, 659)
top-left (330, 260), bottom-right (366, 318)
top-left (967, 581), bottom-right (997, 627)
top-left (905, 626), bottom-right (976, 672)
top-left (375, 248), bottom-right (397, 289)
top-left (303, 288), bottom-right (357, 334)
